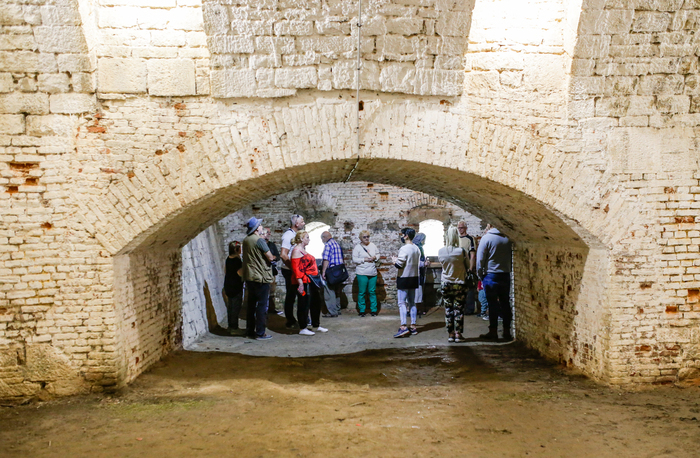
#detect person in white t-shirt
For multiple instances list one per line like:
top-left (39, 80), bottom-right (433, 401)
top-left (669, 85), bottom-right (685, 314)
top-left (280, 214), bottom-right (305, 328)
top-left (391, 228), bottom-right (421, 338)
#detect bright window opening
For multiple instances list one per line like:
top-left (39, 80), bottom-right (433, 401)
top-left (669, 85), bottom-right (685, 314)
top-left (306, 222), bottom-right (330, 259)
top-left (419, 219), bottom-right (445, 257)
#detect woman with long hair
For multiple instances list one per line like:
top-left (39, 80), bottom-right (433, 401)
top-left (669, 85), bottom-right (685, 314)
top-left (290, 231), bottom-right (328, 336)
top-left (437, 226), bottom-right (468, 342)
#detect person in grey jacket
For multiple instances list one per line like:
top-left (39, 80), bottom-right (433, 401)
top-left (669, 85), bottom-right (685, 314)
top-left (476, 225), bottom-right (513, 341)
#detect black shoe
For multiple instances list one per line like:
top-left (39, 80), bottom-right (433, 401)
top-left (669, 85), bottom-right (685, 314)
top-left (502, 332), bottom-right (513, 341)
top-left (370, 312), bottom-right (377, 317)
top-left (358, 313), bottom-right (366, 317)
top-left (285, 322), bottom-right (298, 329)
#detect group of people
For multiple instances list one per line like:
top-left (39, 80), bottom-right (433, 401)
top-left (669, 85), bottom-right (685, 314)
top-left (223, 212), bottom-right (513, 342)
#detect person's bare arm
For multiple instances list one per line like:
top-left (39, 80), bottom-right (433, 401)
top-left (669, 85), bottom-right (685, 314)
top-left (470, 251), bottom-right (476, 272)
top-left (322, 259), bottom-right (329, 278)
top-left (265, 251), bottom-right (275, 263)
top-left (281, 247), bottom-right (290, 267)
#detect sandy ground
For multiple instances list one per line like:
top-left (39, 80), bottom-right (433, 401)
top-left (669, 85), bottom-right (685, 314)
top-left (1, 311), bottom-right (699, 458)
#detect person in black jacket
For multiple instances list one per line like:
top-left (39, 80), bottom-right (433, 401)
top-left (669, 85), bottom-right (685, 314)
top-left (224, 241), bottom-right (243, 332)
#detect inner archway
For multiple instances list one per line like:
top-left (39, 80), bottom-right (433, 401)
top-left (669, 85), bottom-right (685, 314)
top-left (111, 157), bottom-right (609, 388)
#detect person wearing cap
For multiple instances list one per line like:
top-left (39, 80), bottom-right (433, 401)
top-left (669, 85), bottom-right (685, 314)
top-left (242, 217), bottom-right (276, 340)
top-left (391, 228), bottom-right (421, 338)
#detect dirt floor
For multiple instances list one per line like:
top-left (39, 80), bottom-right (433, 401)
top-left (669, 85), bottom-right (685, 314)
top-left (1, 312), bottom-right (699, 458)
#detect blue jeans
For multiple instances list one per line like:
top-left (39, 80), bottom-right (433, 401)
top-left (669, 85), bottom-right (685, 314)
top-left (398, 288), bottom-right (417, 326)
top-left (482, 273), bottom-right (511, 331)
top-left (478, 288), bottom-right (488, 316)
top-left (245, 281), bottom-right (270, 337)
top-left (356, 275), bottom-right (377, 313)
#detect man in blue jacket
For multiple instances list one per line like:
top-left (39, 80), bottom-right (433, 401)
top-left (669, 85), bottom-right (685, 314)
top-left (476, 225), bottom-right (513, 341)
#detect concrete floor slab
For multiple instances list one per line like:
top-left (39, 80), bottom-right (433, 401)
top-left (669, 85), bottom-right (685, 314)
top-left (186, 308), bottom-right (513, 357)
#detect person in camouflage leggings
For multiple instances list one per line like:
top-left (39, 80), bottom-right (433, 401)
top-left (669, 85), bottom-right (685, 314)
top-left (442, 283), bottom-right (467, 340)
top-left (438, 226), bottom-right (470, 343)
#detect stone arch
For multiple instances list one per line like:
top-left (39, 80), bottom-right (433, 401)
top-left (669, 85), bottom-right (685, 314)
top-left (85, 94), bottom-right (617, 385)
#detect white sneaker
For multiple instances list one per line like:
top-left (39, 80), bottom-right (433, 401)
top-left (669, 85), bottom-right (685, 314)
top-left (299, 328), bottom-right (315, 336)
top-left (314, 326), bottom-right (328, 333)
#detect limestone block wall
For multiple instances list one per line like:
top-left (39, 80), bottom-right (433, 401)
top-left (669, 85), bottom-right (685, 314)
top-left (93, 0), bottom-right (210, 97)
top-left (204, 0), bottom-right (473, 97)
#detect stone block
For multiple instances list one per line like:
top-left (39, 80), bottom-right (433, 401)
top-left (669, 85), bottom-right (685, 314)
top-left (386, 18), bottom-right (424, 36)
top-left (202, 2), bottom-right (231, 35)
top-left (575, 35), bottom-right (610, 59)
top-left (567, 99), bottom-right (595, 119)
top-left (435, 11), bottom-right (471, 37)
top-left (97, 58), bottom-right (147, 94)
top-left (638, 74), bottom-right (684, 95)
top-left (40, 6), bottom-right (82, 26)
top-left (431, 69), bottom-right (463, 95)
top-left (632, 12), bottom-right (672, 32)
top-left (464, 70), bottom-right (499, 96)
top-left (210, 69), bottom-right (256, 97)
top-left (186, 31), bottom-right (207, 47)
top-left (250, 54), bottom-right (281, 69)
top-left (147, 59), bottom-right (196, 96)
top-left (26, 115), bottom-right (78, 137)
top-left (0, 93), bottom-right (49, 115)
top-left (380, 63), bottom-right (415, 94)
top-left (0, 114), bottom-right (24, 134)
top-left (0, 51), bottom-right (57, 73)
top-left (255, 68), bottom-right (275, 89)
top-left (49, 94), bottom-right (97, 114)
top-left (38, 74), bottom-right (70, 93)
top-left (0, 34), bottom-right (37, 51)
top-left (655, 95), bottom-right (690, 114)
top-left (273, 21), bottom-right (313, 36)
top-left (209, 35), bottom-right (255, 53)
top-left (274, 67), bottom-right (317, 89)
top-left (255, 37), bottom-right (295, 55)
top-left (627, 96), bottom-right (656, 116)
top-left (0, 73), bottom-right (12, 93)
top-left (578, 9), bottom-right (634, 35)
top-left (315, 18), bottom-right (351, 35)
top-left (0, 4), bottom-right (24, 26)
top-left (34, 27), bottom-right (87, 53)
top-left (283, 52), bottom-right (320, 67)
top-left (57, 54), bottom-right (94, 73)
top-left (361, 16), bottom-right (386, 36)
top-left (71, 73), bottom-right (96, 93)
top-left (167, 7), bottom-right (203, 31)
top-left (299, 37), bottom-right (354, 54)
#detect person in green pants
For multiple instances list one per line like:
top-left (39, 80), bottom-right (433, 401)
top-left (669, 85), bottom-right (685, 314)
top-left (352, 230), bottom-right (380, 316)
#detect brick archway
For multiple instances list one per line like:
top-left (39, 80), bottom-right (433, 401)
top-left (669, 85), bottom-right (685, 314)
top-left (89, 96), bottom-right (615, 387)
